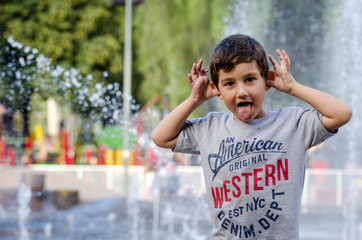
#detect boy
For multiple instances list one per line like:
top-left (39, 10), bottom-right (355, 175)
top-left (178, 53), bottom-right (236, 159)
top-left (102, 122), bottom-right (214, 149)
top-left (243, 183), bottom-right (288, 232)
top-left (152, 34), bottom-right (351, 239)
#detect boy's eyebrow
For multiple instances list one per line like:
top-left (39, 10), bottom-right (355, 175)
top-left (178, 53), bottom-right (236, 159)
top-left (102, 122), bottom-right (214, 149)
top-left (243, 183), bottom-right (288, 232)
top-left (241, 72), bottom-right (259, 78)
top-left (220, 71), bottom-right (259, 82)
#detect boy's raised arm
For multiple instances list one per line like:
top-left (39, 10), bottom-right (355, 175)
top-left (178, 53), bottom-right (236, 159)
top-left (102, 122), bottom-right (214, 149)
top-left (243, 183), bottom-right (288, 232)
top-left (152, 59), bottom-right (220, 149)
top-left (152, 96), bottom-right (201, 149)
top-left (268, 50), bottom-right (352, 132)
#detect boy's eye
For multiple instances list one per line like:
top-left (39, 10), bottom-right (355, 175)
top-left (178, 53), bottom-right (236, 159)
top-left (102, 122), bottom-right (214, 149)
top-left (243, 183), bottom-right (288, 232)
top-left (245, 78), bottom-right (254, 83)
top-left (225, 81), bottom-right (234, 86)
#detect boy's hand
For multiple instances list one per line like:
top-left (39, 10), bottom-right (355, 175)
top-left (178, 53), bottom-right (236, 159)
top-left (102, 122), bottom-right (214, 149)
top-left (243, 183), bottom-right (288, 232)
top-left (267, 49), bottom-right (297, 94)
top-left (187, 59), bottom-right (220, 105)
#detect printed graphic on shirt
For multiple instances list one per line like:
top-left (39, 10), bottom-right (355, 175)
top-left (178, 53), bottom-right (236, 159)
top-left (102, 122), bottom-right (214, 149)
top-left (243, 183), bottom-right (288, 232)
top-left (207, 137), bottom-right (289, 238)
top-left (215, 189), bottom-right (285, 238)
top-left (208, 137), bottom-right (286, 181)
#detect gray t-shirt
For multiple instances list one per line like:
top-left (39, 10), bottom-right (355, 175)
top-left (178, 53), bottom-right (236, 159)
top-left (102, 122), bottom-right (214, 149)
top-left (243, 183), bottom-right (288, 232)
top-left (174, 107), bottom-right (336, 240)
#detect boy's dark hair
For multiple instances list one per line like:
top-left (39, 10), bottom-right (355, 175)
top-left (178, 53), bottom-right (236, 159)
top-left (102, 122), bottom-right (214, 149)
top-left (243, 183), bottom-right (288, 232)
top-left (209, 34), bottom-right (269, 88)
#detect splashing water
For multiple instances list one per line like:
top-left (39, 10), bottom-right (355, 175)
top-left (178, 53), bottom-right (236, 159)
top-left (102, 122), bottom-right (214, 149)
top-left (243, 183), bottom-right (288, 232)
top-left (332, 1), bottom-right (362, 239)
top-left (225, 0), bottom-right (361, 239)
top-left (0, 203), bottom-right (7, 220)
top-left (17, 182), bottom-right (31, 240)
top-left (44, 222), bottom-right (52, 239)
top-left (2, 36), bottom-right (139, 129)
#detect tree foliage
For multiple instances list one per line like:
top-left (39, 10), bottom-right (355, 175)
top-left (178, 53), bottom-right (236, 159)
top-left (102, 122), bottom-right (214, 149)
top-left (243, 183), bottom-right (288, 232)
top-left (0, 0), bottom-right (125, 83)
top-left (0, 0), bottom-right (230, 120)
top-left (133, 0), bottom-right (229, 109)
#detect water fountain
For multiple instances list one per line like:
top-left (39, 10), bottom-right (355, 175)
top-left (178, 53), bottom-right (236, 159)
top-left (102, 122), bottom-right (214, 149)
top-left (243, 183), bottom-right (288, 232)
top-left (331, 1), bottom-right (362, 239)
top-left (0, 35), bottom-right (212, 239)
top-left (17, 183), bottom-right (31, 240)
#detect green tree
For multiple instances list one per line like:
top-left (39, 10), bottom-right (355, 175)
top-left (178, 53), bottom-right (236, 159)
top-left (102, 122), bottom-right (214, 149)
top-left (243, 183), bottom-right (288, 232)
top-left (0, 0), bottom-right (125, 84)
top-left (0, 0), bottom-right (134, 137)
top-left (1, 0), bottom-right (230, 117)
top-left (133, 0), bottom-right (230, 113)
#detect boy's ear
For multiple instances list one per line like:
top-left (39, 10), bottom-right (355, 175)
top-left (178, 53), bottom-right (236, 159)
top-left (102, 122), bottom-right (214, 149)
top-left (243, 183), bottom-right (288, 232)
top-left (210, 82), bottom-right (222, 99)
top-left (266, 70), bottom-right (275, 90)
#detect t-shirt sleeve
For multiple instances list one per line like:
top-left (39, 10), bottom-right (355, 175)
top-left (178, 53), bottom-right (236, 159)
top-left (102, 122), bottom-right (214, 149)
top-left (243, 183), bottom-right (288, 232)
top-left (296, 108), bottom-right (337, 149)
top-left (173, 119), bottom-right (202, 154)
top-left (173, 112), bottom-right (218, 155)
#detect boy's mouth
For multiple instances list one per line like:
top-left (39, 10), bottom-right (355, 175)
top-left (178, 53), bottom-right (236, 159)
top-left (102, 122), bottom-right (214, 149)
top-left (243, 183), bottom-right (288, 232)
top-left (237, 102), bottom-right (252, 119)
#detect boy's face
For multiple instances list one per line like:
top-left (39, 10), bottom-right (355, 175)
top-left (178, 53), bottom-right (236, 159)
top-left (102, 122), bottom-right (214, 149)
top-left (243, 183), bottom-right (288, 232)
top-left (216, 61), bottom-right (269, 122)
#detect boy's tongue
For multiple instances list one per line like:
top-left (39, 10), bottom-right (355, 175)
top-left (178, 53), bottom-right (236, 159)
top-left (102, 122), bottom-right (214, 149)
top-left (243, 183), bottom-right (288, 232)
top-left (238, 103), bottom-right (252, 119)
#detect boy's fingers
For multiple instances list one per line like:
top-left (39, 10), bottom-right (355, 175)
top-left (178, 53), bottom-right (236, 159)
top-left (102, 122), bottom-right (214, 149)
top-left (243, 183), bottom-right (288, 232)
top-left (191, 63), bottom-right (196, 76)
top-left (285, 56), bottom-right (290, 70)
top-left (283, 52), bottom-right (290, 70)
top-left (266, 79), bottom-right (275, 88)
top-left (188, 73), bottom-right (192, 84)
top-left (196, 59), bottom-right (203, 70)
top-left (269, 55), bottom-right (279, 68)
top-left (277, 49), bottom-right (285, 62)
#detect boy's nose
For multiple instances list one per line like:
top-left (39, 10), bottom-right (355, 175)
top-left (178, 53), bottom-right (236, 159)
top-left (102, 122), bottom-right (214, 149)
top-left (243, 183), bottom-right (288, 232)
top-left (237, 85), bottom-right (248, 98)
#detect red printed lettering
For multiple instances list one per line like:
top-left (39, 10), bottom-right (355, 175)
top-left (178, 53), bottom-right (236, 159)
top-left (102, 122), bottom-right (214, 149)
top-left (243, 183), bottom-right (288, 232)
top-left (232, 176), bottom-right (241, 198)
top-left (253, 168), bottom-right (263, 191)
top-left (223, 180), bottom-right (232, 202)
top-left (211, 187), bottom-right (224, 208)
top-left (210, 159), bottom-right (289, 207)
top-left (277, 159), bottom-right (289, 181)
top-left (265, 164), bottom-right (276, 186)
top-left (241, 172), bottom-right (252, 194)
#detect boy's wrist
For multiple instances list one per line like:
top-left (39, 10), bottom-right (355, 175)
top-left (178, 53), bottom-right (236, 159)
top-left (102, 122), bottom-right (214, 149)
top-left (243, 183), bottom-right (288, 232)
top-left (187, 95), bottom-right (204, 108)
top-left (288, 81), bottom-right (303, 97)
top-left (188, 89), bottom-right (209, 106)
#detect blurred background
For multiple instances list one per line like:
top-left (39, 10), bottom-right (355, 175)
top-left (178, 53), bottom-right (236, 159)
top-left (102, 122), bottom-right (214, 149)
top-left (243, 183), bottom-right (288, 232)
top-left (0, 0), bottom-right (361, 239)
